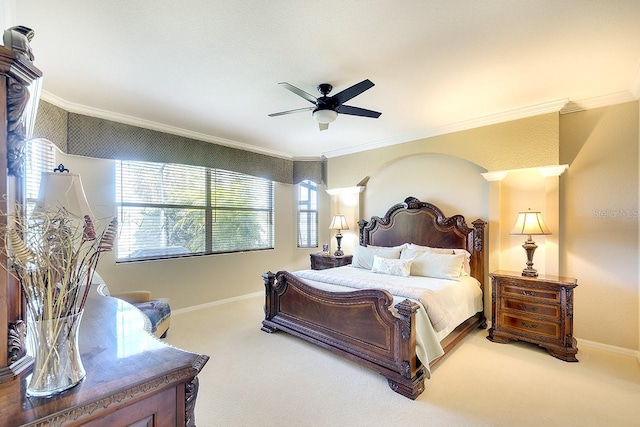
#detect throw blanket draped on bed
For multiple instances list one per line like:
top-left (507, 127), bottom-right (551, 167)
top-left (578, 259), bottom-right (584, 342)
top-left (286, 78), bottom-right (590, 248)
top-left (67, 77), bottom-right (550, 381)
top-left (294, 268), bottom-right (451, 332)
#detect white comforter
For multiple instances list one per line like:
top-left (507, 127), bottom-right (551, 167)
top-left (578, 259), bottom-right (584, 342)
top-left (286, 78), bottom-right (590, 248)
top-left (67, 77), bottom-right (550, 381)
top-left (293, 266), bottom-right (483, 375)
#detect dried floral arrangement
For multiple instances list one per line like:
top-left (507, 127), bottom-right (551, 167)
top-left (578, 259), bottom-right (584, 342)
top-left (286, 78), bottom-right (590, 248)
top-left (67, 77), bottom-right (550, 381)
top-left (0, 206), bottom-right (117, 395)
top-left (1, 206), bottom-right (117, 321)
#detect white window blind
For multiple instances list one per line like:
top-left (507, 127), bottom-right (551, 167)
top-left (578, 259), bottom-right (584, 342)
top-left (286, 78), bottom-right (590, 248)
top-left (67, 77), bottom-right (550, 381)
top-left (297, 180), bottom-right (318, 248)
top-left (116, 160), bottom-right (274, 261)
top-left (24, 138), bottom-right (56, 216)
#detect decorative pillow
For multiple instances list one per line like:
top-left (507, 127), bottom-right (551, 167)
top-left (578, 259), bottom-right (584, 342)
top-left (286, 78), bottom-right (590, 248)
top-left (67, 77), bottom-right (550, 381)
top-left (352, 245), bottom-right (403, 270)
top-left (371, 255), bottom-right (413, 277)
top-left (407, 244), bottom-right (471, 276)
top-left (400, 248), bottom-right (465, 280)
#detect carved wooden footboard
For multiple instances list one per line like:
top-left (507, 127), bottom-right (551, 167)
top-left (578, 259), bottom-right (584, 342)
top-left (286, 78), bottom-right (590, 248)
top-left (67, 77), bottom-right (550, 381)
top-left (261, 270), bottom-right (426, 399)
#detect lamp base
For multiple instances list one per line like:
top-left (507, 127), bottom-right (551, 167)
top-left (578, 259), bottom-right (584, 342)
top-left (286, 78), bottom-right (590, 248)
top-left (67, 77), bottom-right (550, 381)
top-left (334, 232), bottom-right (344, 257)
top-left (521, 237), bottom-right (539, 277)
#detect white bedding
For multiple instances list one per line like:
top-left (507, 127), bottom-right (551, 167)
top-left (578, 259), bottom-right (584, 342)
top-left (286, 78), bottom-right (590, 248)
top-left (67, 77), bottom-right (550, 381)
top-left (292, 266), bottom-right (483, 376)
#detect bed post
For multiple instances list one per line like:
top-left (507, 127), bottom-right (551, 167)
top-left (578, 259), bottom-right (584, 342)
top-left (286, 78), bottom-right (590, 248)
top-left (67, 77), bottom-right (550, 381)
top-left (471, 219), bottom-right (486, 289)
top-left (386, 298), bottom-right (426, 399)
top-left (261, 271), bottom-right (278, 333)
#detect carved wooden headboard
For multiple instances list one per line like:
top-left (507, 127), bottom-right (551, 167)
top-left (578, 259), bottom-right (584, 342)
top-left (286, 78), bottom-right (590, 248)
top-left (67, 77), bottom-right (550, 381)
top-left (358, 196), bottom-right (486, 288)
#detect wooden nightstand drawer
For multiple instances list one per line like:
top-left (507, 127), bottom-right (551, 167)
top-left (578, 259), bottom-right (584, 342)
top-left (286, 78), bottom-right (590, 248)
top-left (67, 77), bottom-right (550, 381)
top-left (501, 298), bottom-right (560, 318)
top-left (501, 283), bottom-right (560, 303)
top-left (499, 313), bottom-right (560, 342)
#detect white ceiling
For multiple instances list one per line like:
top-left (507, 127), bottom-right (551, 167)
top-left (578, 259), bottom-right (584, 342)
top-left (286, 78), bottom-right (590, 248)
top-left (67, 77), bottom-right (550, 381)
top-left (11, 0), bottom-right (640, 159)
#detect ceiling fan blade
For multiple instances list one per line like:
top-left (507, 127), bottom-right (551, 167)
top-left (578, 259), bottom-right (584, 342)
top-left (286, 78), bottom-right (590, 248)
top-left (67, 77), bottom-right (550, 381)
top-left (337, 105), bottom-right (381, 118)
top-left (319, 122), bottom-right (329, 131)
top-left (278, 82), bottom-right (317, 104)
top-left (332, 79), bottom-right (375, 105)
top-left (268, 106), bottom-right (314, 117)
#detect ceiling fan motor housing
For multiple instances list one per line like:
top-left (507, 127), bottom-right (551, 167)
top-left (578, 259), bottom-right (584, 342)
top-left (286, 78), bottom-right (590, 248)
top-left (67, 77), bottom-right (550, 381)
top-left (317, 83), bottom-right (333, 96)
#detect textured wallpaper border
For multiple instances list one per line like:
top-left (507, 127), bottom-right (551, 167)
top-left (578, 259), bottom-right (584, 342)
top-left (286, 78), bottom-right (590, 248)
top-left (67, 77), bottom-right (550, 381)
top-left (33, 100), bottom-right (324, 184)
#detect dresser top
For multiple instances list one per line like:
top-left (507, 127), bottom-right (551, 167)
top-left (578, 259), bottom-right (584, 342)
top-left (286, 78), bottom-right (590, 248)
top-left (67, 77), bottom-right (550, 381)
top-left (490, 270), bottom-right (577, 287)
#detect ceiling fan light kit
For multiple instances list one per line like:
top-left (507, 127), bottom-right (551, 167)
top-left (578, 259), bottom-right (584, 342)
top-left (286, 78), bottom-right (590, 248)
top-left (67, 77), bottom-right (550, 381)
top-left (313, 109), bottom-right (338, 124)
top-left (269, 79), bottom-right (381, 131)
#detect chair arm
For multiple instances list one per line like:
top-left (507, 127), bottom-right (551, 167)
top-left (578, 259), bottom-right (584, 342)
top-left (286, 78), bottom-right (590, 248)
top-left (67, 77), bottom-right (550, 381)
top-left (111, 290), bottom-right (153, 304)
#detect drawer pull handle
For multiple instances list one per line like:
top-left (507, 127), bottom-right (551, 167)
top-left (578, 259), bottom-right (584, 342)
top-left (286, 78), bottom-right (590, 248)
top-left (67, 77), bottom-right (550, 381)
top-left (520, 321), bottom-right (538, 329)
top-left (519, 304), bottom-right (537, 312)
top-left (521, 290), bottom-right (537, 296)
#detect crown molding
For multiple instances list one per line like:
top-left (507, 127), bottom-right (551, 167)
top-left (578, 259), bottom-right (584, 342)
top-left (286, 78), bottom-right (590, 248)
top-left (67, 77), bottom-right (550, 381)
top-left (560, 90), bottom-right (638, 114)
top-left (40, 91), bottom-right (294, 160)
top-left (323, 98), bottom-right (568, 158)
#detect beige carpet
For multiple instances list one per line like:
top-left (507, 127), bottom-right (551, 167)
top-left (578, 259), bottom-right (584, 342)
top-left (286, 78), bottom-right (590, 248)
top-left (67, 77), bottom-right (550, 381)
top-left (165, 294), bottom-right (640, 427)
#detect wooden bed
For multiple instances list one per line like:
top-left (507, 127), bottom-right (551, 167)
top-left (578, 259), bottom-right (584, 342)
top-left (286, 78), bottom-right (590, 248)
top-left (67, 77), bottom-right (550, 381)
top-left (261, 197), bottom-right (486, 399)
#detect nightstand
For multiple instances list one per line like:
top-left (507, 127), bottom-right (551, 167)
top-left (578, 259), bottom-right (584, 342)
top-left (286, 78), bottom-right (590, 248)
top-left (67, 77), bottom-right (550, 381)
top-left (487, 271), bottom-right (578, 362)
top-left (309, 253), bottom-right (353, 270)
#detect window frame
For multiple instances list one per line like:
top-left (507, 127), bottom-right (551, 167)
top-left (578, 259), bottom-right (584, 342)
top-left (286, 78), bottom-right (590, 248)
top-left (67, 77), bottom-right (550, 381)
top-left (297, 179), bottom-right (318, 248)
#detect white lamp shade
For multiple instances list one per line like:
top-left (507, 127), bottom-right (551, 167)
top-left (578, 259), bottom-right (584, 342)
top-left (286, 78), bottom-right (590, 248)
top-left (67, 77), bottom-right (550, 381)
top-left (36, 172), bottom-right (93, 219)
top-left (329, 214), bottom-right (349, 231)
top-left (313, 109), bottom-right (338, 124)
top-left (510, 209), bottom-right (551, 236)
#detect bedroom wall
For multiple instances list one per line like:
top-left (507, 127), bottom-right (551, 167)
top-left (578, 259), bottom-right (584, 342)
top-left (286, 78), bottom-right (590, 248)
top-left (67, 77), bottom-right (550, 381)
top-left (559, 101), bottom-right (639, 352)
top-left (327, 103), bottom-right (640, 352)
top-left (54, 152), bottom-right (330, 310)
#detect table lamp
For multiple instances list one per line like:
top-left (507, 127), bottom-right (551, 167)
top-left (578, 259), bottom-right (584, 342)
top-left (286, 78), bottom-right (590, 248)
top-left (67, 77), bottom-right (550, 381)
top-left (329, 214), bottom-right (349, 256)
top-left (510, 208), bottom-right (551, 277)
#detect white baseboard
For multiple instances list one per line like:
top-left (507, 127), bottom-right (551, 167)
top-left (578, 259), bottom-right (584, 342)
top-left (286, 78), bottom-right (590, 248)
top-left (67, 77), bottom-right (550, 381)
top-left (171, 291), bottom-right (263, 315)
top-left (577, 338), bottom-right (640, 365)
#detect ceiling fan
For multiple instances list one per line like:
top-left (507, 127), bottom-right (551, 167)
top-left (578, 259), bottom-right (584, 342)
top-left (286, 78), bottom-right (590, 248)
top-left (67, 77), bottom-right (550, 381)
top-left (269, 79), bottom-right (381, 131)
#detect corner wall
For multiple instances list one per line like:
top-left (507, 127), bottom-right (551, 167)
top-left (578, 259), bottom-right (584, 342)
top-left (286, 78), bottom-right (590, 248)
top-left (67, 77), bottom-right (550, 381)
top-left (560, 101), bottom-right (639, 351)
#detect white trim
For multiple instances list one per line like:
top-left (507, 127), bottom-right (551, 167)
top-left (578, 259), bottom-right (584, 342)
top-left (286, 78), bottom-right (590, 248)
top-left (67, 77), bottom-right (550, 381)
top-left (171, 291), bottom-right (262, 316)
top-left (577, 338), bottom-right (640, 364)
top-left (481, 164), bottom-right (569, 182)
top-left (537, 164), bottom-right (569, 177)
top-left (323, 98), bottom-right (568, 158)
top-left (560, 91), bottom-right (638, 114)
top-left (481, 171), bottom-right (508, 182)
top-left (41, 91), bottom-right (294, 160)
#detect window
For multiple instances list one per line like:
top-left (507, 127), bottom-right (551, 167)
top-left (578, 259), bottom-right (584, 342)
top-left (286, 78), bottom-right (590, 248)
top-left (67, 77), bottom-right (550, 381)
top-left (116, 160), bottom-right (274, 262)
top-left (297, 180), bottom-right (318, 248)
top-left (24, 138), bottom-right (56, 216)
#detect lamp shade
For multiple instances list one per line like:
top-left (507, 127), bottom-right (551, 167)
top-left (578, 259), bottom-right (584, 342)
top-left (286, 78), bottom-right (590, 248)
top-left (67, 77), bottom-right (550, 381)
top-left (36, 171), bottom-right (93, 219)
top-left (329, 214), bottom-right (349, 231)
top-left (313, 109), bottom-right (338, 124)
top-left (510, 209), bottom-right (551, 236)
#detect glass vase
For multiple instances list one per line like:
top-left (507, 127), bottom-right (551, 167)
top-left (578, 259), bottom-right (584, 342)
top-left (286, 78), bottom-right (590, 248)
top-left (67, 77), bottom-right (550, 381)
top-left (26, 310), bottom-right (86, 397)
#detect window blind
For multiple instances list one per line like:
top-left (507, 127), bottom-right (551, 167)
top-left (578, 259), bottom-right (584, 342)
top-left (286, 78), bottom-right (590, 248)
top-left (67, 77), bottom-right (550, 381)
top-left (24, 138), bottom-right (56, 215)
top-left (116, 160), bottom-right (274, 261)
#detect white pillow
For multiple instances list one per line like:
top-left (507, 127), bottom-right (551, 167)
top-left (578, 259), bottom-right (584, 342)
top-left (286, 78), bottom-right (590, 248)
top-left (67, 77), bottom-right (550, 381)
top-left (371, 255), bottom-right (413, 277)
top-left (352, 245), bottom-right (403, 270)
top-left (400, 248), bottom-right (465, 281)
top-left (407, 244), bottom-right (471, 276)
